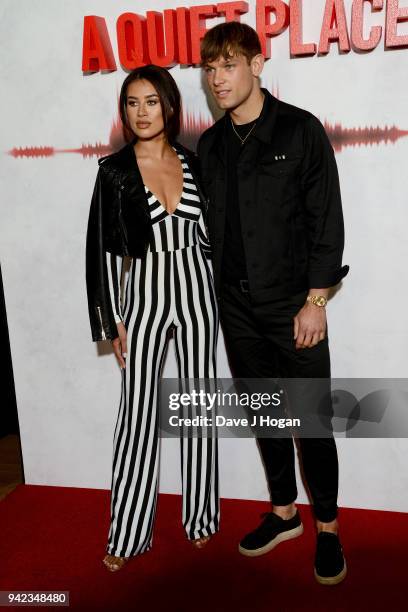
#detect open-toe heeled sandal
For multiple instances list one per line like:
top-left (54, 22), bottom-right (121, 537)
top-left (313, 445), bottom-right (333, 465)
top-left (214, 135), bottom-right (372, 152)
top-left (191, 536), bottom-right (211, 549)
top-left (103, 554), bottom-right (129, 572)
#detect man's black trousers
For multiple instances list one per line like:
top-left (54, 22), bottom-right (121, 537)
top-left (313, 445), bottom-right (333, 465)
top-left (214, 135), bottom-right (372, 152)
top-left (219, 283), bottom-right (339, 523)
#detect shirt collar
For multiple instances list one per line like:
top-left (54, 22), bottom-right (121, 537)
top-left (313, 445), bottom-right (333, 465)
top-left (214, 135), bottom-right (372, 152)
top-left (251, 87), bottom-right (279, 144)
top-left (216, 87), bottom-right (278, 147)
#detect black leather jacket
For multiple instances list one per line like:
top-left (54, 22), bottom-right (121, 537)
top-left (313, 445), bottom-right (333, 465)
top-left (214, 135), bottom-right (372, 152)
top-left (85, 139), bottom-right (209, 342)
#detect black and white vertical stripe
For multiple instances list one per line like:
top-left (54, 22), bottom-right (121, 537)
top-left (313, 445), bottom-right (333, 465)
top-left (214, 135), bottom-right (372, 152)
top-left (106, 253), bottom-right (124, 324)
top-left (104, 147), bottom-right (219, 557)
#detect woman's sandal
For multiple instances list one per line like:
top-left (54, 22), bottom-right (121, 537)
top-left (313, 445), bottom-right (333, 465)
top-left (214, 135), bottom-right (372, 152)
top-left (102, 554), bottom-right (129, 572)
top-left (103, 537), bottom-right (211, 567)
top-left (191, 536), bottom-right (211, 549)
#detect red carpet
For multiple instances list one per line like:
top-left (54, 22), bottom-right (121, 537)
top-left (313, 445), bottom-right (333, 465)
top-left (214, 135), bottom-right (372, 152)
top-left (0, 484), bottom-right (406, 611)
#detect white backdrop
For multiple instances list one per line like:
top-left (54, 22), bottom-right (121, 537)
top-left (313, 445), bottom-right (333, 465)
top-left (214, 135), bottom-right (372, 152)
top-left (1, 0), bottom-right (408, 512)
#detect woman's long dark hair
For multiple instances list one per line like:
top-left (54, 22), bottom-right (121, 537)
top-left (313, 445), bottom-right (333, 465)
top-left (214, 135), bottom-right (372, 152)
top-left (119, 65), bottom-right (181, 143)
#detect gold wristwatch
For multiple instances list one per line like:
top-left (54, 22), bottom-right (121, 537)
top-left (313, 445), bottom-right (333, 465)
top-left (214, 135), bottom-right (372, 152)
top-left (306, 295), bottom-right (328, 307)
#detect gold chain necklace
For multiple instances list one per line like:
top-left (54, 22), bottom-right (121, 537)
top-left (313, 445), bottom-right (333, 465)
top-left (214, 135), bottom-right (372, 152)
top-left (230, 117), bottom-right (257, 145)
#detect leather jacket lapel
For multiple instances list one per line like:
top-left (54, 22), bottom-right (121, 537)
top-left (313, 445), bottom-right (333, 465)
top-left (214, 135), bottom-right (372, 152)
top-left (103, 140), bottom-right (150, 217)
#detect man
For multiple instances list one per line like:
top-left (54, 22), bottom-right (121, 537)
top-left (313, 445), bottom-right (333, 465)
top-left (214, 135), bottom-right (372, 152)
top-left (197, 22), bottom-right (349, 585)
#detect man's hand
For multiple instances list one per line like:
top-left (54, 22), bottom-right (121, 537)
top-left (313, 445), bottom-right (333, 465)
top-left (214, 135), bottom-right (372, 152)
top-left (112, 322), bottom-right (127, 368)
top-left (293, 301), bottom-right (327, 350)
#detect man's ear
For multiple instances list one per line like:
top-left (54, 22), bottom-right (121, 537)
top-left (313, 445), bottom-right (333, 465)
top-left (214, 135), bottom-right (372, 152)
top-left (251, 53), bottom-right (265, 78)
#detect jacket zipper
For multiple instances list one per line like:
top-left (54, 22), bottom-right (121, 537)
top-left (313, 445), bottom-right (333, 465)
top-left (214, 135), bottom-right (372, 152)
top-left (204, 196), bottom-right (210, 239)
top-left (117, 183), bottom-right (129, 245)
top-left (97, 306), bottom-right (107, 341)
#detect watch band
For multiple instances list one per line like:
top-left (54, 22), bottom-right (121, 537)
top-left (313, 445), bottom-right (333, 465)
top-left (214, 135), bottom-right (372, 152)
top-left (306, 295), bottom-right (328, 307)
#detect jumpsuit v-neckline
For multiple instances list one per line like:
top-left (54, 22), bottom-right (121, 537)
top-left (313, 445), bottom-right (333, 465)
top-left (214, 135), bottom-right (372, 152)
top-left (142, 147), bottom-right (184, 217)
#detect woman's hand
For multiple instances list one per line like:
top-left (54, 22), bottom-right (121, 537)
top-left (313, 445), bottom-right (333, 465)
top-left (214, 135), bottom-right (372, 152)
top-left (112, 322), bottom-right (127, 369)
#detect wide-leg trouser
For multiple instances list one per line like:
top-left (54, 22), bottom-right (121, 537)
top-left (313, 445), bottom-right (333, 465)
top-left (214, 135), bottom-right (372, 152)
top-left (219, 284), bottom-right (339, 523)
top-left (107, 245), bottom-right (219, 557)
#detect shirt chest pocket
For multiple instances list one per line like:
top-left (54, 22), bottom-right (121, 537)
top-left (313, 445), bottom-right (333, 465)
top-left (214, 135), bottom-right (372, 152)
top-left (258, 153), bottom-right (302, 178)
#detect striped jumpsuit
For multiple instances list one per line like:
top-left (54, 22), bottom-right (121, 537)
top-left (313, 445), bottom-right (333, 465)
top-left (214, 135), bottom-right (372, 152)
top-left (104, 146), bottom-right (219, 557)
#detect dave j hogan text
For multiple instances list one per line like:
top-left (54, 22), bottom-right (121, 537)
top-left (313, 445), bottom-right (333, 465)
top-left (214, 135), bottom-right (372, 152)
top-left (168, 415), bottom-right (300, 429)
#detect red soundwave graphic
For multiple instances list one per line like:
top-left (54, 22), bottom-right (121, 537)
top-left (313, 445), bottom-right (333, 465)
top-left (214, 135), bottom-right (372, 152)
top-left (6, 110), bottom-right (216, 159)
top-left (8, 143), bottom-right (115, 159)
top-left (325, 122), bottom-right (408, 153)
top-left (6, 84), bottom-right (408, 159)
top-left (8, 116), bottom-right (123, 160)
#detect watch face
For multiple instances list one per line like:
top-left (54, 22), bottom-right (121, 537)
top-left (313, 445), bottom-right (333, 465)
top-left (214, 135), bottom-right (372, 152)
top-left (316, 296), bottom-right (327, 306)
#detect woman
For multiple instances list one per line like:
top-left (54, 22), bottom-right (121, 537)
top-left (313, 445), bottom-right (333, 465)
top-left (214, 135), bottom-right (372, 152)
top-left (85, 65), bottom-right (219, 572)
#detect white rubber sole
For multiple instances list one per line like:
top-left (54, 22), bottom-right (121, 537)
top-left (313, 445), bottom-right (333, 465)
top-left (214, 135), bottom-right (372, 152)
top-left (314, 559), bottom-right (347, 585)
top-left (238, 523), bottom-right (304, 557)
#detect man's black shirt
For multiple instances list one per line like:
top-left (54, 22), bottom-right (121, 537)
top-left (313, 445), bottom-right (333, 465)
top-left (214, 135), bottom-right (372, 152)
top-left (222, 115), bottom-right (258, 284)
